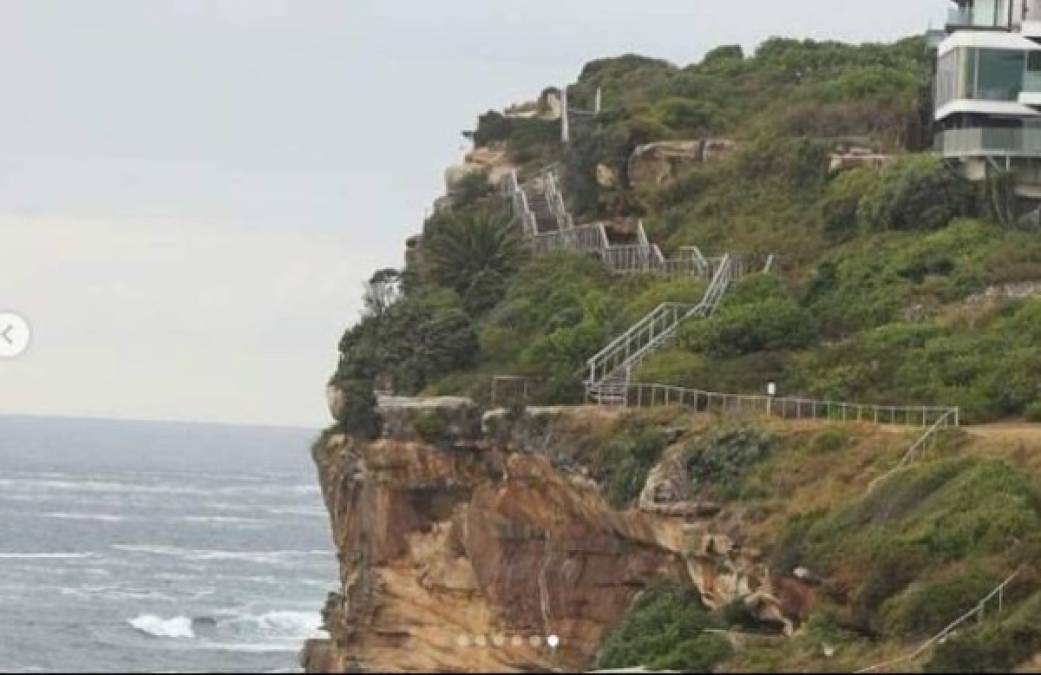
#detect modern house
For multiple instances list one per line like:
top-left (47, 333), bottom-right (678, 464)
top-left (934, 0), bottom-right (1041, 200)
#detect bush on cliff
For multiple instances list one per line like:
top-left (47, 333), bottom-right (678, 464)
top-left (856, 155), bottom-right (975, 232)
top-left (596, 581), bottom-right (732, 672)
top-left (679, 274), bottom-right (815, 357)
top-left (336, 379), bottom-right (381, 440)
top-left (334, 288), bottom-right (478, 395)
top-left (595, 425), bottom-right (669, 509)
top-left (686, 425), bottom-right (776, 500)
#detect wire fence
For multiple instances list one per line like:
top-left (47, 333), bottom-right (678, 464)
top-left (597, 382), bottom-right (960, 429)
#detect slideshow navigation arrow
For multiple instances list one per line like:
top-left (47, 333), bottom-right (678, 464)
top-left (0, 313), bottom-right (31, 358)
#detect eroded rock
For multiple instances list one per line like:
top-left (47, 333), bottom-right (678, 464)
top-left (628, 139), bottom-right (738, 188)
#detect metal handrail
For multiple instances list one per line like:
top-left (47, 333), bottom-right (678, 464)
top-left (586, 255), bottom-right (735, 388)
top-left (867, 408), bottom-right (960, 493)
top-left (594, 381), bottom-right (961, 430)
top-left (856, 568), bottom-right (1021, 673)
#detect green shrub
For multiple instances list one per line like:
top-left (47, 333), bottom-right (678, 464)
top-left (883, 568), bottom-right (1000, 637)
top-left (777, 458), bottom-right (1041, 633)
top-left (632, 349), bottom-right (706, 388)
top-left (621, 276), bottom-right (705, 325)
top-left (927, 591), bottom-right (1041, 673)
top-left (857, 155), bottom-right (974, 232)
top-left (596, 581), bottom-right (732, 672)
top-left (412, 410), bottom-right (452, 447)
top-left (336, 379), bottom-right (381, 440)
top-left (335, 287), bottom-right (478, 395)
top-left (810, 429), bottom-right (853, 455)
top-left (819, 167), bottom-right (878, 240)
top-left (653, 97), bottom-right (721, 133)
top-left (596, 426), bottom-right (669, 509)
top-left (680, 275), bottom-right (815, 357)
top-left (1026, 402), bottom-right (1041, 423)
top-left (686, 425), bottom-right (775, 499)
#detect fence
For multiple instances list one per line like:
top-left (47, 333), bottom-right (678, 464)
top-left (490, 375), bottom-right (535, 407)
top-left (597, 382), bottom-right (960, 429)
top-left (531, 222), bottom-right (609, 256)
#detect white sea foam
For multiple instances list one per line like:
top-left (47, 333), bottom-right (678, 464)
top-left (246, 610), bottom-right (324, 638)
top-left (128, 614), bottom-right (195, 639)
top-left (43, 512), bottom-right (127, 523)
top-left (111, 545), bottom-right (329, 565)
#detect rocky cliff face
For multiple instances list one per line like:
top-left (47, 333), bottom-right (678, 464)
top-left (301, 406), bottom-right (805, 673)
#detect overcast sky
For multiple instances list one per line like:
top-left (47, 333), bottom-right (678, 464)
top-left (0, 0), bottom-right (949, 428)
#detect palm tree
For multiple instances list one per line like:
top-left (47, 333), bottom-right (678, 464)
top-left (422, 210), bottom-right (522, 312)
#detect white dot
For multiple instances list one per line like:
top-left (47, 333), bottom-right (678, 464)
top-left (529, 635), bottom-right (543, 647)
top-left (474, 634), bottom-right (488, 647)
top-left (548, 634), bottom-right (560, 649)
top-left (492, 634), bottom-right (506, 647)
top-left (511, 635), bottom-right (524, 647)
top-left (456, 635), bottom-right (470, 648)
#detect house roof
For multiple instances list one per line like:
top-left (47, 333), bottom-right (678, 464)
top-left (938, 30), bottom-right (1041, 56)
top-left (936, 99), bottom-right (1041, 121)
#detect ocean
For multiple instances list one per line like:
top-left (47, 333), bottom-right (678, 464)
top-left (0, 415), bottom-right (337, 673)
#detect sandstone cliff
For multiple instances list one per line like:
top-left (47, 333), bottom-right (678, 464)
top-left (301, 405), bottom-right (805, 673)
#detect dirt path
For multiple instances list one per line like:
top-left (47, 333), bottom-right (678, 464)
top-left (964, 422), bottom-right (1041, 443)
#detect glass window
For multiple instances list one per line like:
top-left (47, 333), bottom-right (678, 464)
top-left (977, 48), bottom-right (1025, 100)
top-left (936, 50), bottom-right (959, 108)
top-left (960, 47), bottom-right (979, 99)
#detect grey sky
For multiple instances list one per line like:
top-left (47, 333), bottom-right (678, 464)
top-left (0, 0), bottom-right (948, 427)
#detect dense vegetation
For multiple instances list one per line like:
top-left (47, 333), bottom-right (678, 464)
top-left (332, 35), bottom-right (1041, 424)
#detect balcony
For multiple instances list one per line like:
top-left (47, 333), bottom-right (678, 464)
top-left (935, 127), bottom-right (1041, 158)
top-left (947, 7), bottom-right (1012, 30)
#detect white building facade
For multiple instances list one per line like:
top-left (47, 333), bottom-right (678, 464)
top-left (935, 0), bottom-right (1041, 199)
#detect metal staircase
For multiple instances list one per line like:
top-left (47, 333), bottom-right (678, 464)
top-left (502, 165), bottom-right (772, 281)
top-left (585, 254), bottom-right (738, 404)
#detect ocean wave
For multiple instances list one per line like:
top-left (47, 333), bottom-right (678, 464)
top-left (200, 610), bottom-right (325, 642)
top-left (128, 614), bottom-right (195, 639)
top-left (243, 610), bottom-right (323, 638)
top-left (0, 552), bottom-right (94, 560)
top-left (126, 609), bottom-right (324, 646)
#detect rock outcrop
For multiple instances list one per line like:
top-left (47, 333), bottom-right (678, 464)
top-left (444, 143), bottom-right (514, 195)
top-left (302, 407), bottom-right (808, 672)
top-left (628, 139), bottom-right (738, 188)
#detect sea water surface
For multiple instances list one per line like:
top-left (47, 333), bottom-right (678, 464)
top-left (0, 415), bottom-right (336, 673)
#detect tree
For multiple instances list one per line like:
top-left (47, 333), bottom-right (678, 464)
top-left (423, 211), bottom-right (522, 314)
top-left (362, 268), bottom-right (402, 317)
top-left (337, 378), bottom-right (381, 439)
